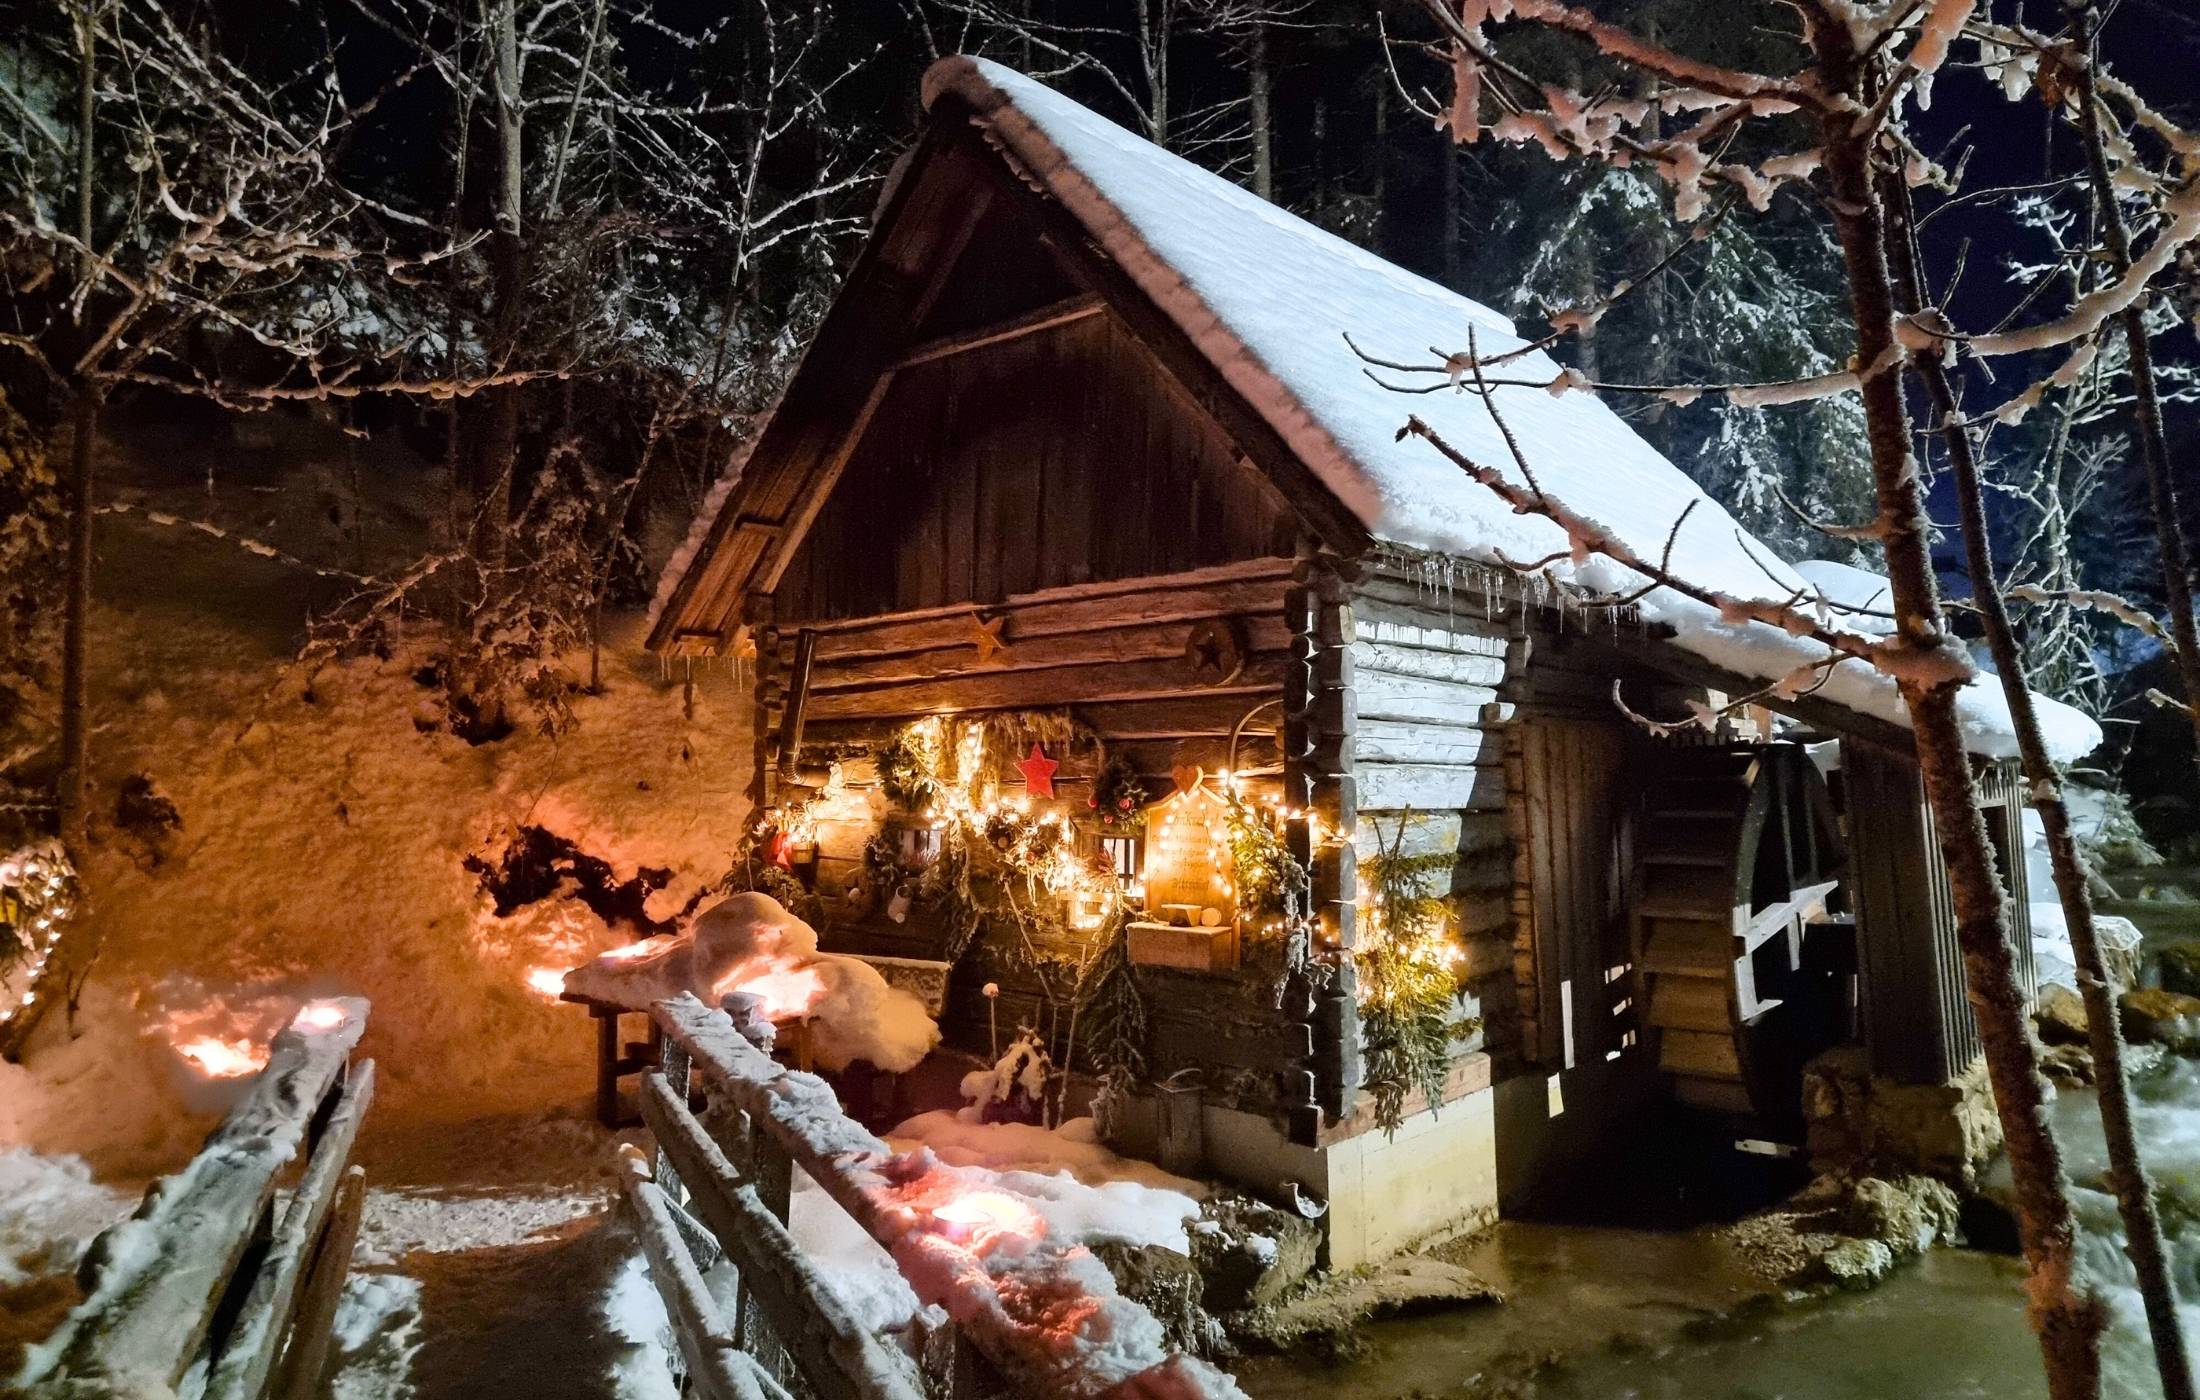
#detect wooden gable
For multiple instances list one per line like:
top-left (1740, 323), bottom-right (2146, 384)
top-left (773, 262), bottom-right (1298, 621)
top-left (646, 102), bottom-right (1367, 655)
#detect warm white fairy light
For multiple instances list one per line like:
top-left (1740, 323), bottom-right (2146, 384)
top-left (0, 842), bottom-right (76, 1032)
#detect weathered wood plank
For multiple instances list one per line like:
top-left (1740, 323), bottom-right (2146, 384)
top-left (805, 651), bottom-right (1288, 722)
top-left (272, 1167), bottom-right (368, 1400)
top-left (893, 293), bottom-right (1106, 369)
top-left (810, 615), bottom-right (1293, 690)
top-left (1350, 641), bottom-right (1507, 687)
top-left (1356, 759), bottom-right (1507, 812)
top-left (797, 564), bottom-right (1295, 654)
top-left (617, 1145), bottom-right (799, 1400)
top-left (1350, 668), bottom-right (1497, 726)
top-left (27, 1001), bottom-right (370, 1396)
top-left (206, 1060), bottom-right (378, 1400)
top-left (640, 1078), bottom-right (922, 1400)
top-left (1354, 719), bottom-right (1490, 767)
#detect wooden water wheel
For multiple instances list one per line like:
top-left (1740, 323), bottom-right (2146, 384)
top-left (1631, 742), bottom-right (1849, 1128)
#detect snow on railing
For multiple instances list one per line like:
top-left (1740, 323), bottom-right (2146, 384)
top-left (641, 991), bottom-right (1248, 1400)
top-left (18, 998), bottom-right (375, 1400)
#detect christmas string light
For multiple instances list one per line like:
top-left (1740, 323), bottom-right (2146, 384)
top-left (0, 842), bottom-right (78, 1032)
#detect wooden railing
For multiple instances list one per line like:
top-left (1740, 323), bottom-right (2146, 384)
top-left (19, 999), bottom-right (375, 1400)
top-left (629, 993), bottom-right (1247, 1400)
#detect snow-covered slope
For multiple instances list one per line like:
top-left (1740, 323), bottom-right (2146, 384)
top-left (920, 57), bottom-right (2100, 763)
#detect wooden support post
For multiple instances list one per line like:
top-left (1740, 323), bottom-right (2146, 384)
top-left (273, 1168), bottom-right (368, 1400)
top-left (596, 1009), bottom-right (622, 1129)
top-left (776, 628), bottom-right (819, 783)
top-left (1289, 549), bottom-right (1364, 1126)
top-left (750, 592), bottom-right (781, 810)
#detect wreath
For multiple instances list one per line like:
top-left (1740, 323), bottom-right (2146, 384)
top-left (1086, 758), bottom-right (1149, 834)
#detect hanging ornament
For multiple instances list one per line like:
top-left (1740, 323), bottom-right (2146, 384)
top-left (1016, 742), bottom-right (1059, 798)
top-left (762, 828), bottom-right (794, 869)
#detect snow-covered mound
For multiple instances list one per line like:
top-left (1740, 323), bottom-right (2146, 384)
top-left (890, 1112), bottom-right (1205, 1254)
top-left (920, 56), bottom-right (2100, 764)
top-left (564, 893), bottom-right (940, 1073)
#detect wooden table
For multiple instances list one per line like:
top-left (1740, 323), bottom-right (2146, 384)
top-left (561, 991), bottom-right (663, 1128)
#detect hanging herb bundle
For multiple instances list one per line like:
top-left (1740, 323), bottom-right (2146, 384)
top-left (1087, 757), bottom-right (1149, 834)
top-left (1359, 813), bottom-right (1472, 1135)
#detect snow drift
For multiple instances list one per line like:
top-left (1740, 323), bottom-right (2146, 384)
top-left (563, 892), bottom-right (940, 1073)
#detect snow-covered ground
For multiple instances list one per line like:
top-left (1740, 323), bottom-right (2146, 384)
top-left (1, 415), bottom-right (756, 1393)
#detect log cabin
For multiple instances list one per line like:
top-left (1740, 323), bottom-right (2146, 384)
top-left (646, 57), bottom-right (2097, 1265)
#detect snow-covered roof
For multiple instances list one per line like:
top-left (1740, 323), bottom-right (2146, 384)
top-left (922, 57), bottom-right (2101, 764)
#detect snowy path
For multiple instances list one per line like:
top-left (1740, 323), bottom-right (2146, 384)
top-left (327, 1113), bottom-right (675, 1399)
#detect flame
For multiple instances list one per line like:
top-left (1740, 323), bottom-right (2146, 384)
top-left (177, 1036), bottom-right (266, 1079)
top-left (929, 1190), bottom-right (1044, 1247)
top-left (599, 940), bottom-right (654, 962)
top-left (526, 967), bottom-right (568, 999)
top-left (718, 961), bottom-right (827, 1020)
top-left (292, 1001), bottom-right (350, 1032)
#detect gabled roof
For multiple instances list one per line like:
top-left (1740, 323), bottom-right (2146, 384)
top-left (651, 56), bottom-right (2100, 764)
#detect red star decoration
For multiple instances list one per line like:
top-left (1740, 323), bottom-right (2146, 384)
top-left (1016, 742), bottom-right (1059, 799)
top-left (762, 829), bottom-right (794, 869)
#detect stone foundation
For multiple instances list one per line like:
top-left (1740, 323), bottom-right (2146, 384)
top-left (1802, 1045), bottom-right (2002, 1185)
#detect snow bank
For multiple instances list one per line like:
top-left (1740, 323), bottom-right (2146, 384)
top-left (2022, 807), bottom-right (2143, 991)
top-left (889, 1113), bottom-right (1205, 1254)
top-left (563, 893), bottom-right (940, 1073)
top-left (919, 57), bottom-right (2098, 764)
top-left (789, 1168), bottom-right (921, 1332)
top-left (7, 580), bottom-right (751, 1170)
top-left (892, 1112), bottom-right (1205, 1196)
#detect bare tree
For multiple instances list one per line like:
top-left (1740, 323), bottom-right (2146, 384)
top-left (1386, 2), bottom-right (2200, 1390)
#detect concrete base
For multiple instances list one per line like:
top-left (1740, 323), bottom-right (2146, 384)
top-left (1802, 1045), bottom-right (2003, 1185)
top-left (1107, 1058), bottom-right (1500, 1270)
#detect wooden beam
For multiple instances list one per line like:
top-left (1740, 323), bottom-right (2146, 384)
top-left (892, 293), bottom-right (1105, 369)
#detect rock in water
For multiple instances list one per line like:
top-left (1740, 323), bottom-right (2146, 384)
top-left (2120, 988), bottom-right (2200, 1054)
top-left (2034, 983), bottom-right (2090, 1045)
top-left (2160, 941), bottom-right (2200, 998)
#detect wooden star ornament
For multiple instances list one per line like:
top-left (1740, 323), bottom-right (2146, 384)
top-left (1017, 742), bottom-right (1059, 799)
top-left (967, 613), bottom-right (1011, 665)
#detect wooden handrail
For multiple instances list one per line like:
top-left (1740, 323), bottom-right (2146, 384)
top-left (636, 1071), bottom-right (926, 1400)
top-left (617, 1146), bottom-right (797, 1400)
top-left (647, 992), bottom-right (1249, 1400)
top-left (19, 998), bottom-right (374, 1400)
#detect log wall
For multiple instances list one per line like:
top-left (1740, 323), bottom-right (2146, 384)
top-left (761, 560), bottom-right (1321, 1120)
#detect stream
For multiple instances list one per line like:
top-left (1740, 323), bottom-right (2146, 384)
top-left (1237, 879), bottom-right (2200, 1400)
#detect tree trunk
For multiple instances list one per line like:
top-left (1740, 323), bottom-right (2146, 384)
top-left (1248, 21), bottom-right (1272, 202)
top-left (1809, 18), bottom-right (2104, 1397)
top-left (2071, 22), bottom-right (2200, 780)
top-left (474, 0), bottom-right (523, 582)
top-left (57, 6), bottom-right (98, 852)
top-left (57, 390), bottom-right (96, 852)
top-left (1886, 174), bottom-right (2192, 1400)
top-left (1441, 133), bottom-right (1461, 288)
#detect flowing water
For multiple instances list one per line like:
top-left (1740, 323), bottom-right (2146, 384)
top-left (1236, 1007), bottom-right (2200, 1399)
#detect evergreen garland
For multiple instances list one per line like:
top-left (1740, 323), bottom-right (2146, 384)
top-left (874, 724), bottom-right (943, 811)
top-left (1359, 814), bottom-right (1473, 1135)
top-left (1222, 788), bottom-right (1309, 924)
